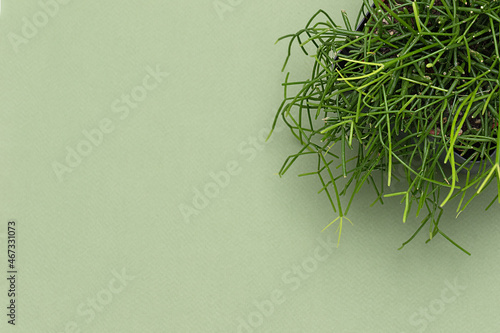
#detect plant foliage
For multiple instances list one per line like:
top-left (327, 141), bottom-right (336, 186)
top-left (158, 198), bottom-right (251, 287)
top-left (270, 0), bottom-right (500, 254)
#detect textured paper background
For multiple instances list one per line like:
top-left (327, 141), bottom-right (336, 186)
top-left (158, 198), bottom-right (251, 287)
top-left (0, 1), bottom-right (499, 332)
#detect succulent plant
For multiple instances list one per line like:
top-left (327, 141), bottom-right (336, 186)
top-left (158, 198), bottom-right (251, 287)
top-left (270, 0), bottom-right (500, 254)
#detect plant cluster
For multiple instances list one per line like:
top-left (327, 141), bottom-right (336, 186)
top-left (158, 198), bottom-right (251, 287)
top-left (270, 0), bottom-right (500, 254)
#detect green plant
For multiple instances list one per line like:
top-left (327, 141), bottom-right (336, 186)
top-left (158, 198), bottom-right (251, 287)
top-left (269, 0), bottom-right (500, 255)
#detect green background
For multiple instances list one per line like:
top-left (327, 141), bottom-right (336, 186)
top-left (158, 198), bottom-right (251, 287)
top-left (0, 0), bottom-right (499, 332)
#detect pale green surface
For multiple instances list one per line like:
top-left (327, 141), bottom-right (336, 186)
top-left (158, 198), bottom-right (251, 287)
top-left (0, 1), bottom-right (499, 332)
